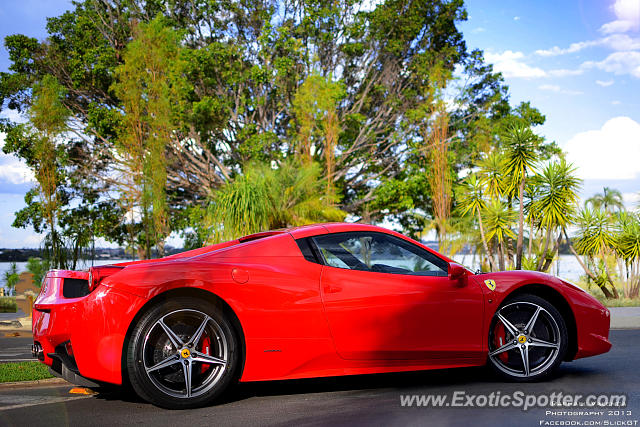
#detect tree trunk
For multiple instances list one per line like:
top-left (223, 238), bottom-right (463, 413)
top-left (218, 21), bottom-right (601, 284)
top-left (541, 233), bottom-right (562, 272)
top-left (601, 248), bottom-right (619, 298)
top-left (515, 170), bottom-right (525, 270)
top-left (477, 210), bottom-right (495, 271)
top-left (528, 216), bottom-right (534, 258)
top-left (562, 228), bottom-right (611, 294)
top-left (498, 241), bottom-right (506, 271)
top-left (537, 225), bottom-right (552, 271)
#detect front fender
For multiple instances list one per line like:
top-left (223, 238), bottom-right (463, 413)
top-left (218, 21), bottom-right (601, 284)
top-left (471, 271), bottom-right (611, 359)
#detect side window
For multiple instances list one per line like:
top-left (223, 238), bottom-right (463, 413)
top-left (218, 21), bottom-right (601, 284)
top-left (311, 232), bottom-right (448, 276)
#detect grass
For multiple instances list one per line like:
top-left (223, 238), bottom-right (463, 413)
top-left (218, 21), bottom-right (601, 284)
top-left (593, 297), bottom-right (640, 307)
top-left (0, 361), bottom-right (53, 383)
top-left (574, 279), bottom-right (640, 307)
top-left (0, 297), bottom-right (17, 313)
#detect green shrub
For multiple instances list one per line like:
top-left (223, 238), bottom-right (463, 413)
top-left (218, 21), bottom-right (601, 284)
top-left (0, 297), bottom-right (17, 313)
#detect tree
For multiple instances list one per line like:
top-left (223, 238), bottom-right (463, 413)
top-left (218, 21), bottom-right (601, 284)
top-left (502, 122), bottom-right (539, 270)
top-left (0, 0), bottom-right (557, 254)
top-left (478, 151), bottom-right (507, 200)
top-left (529, 160), bottom-right (581, 271)
top-left (205, 159), bottom-right (346, 243)
top-left (3, 263), bottom-right (19, 296)
top-left (484, 199), bottom-right (516, 271)
top-left (27, 75), bottom-right (69, 268)
top-left (26, 257), bottom-right (50, 289)
top-left (456, 174), bottom-right (494, 270)
top-left (111, 16), bottom-right (188, 258)
top-left (586, 187), bottom-right (624, 213)
top-left (575, 208), bottom-right (618, 298)
top-left (613, 212), bottom-right (640, 298)
top-left (291, 73), bottom-right (345, 194)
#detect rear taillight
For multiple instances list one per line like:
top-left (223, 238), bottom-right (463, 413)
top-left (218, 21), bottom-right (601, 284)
top-left (88, 265), bottom-right (125, 292)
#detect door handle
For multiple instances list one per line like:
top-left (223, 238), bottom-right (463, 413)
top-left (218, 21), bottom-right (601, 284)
top-left (324, 284), bottom-right (342, 293)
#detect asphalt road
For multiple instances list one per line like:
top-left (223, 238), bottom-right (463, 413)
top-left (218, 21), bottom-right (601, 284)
top-left (1, 330), bottom-right (639, 427)
top-left (0, 336), bottom-right (33, 362)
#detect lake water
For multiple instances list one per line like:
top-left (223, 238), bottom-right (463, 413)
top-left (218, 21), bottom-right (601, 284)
top-left (451, 254), bottom-right (584, 282)
top-left (0, 254), bottom-right (586, 292)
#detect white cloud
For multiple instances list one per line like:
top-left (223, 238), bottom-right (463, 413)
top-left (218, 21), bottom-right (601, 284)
top-left (547, 68), bottom-right (584, 77)
top-left (513, 16), bottom-right (520, 21)
top-left (471, 27), bottom-right (486, 34)
top-left (538, 84), bottom-right (583, 95)
top-left (485, 50), bottom-right (585, 79)
top-left (601, 19), bottom-right (637, 34)
top-left (536, 40), bottom-right (599, 56)
top-left (596, 79), bottom-right (615, 86)
top-left (600, 0), bottom-right (640, 34)
top-left (565, 117), bottom-right (640, 180)
top-left (582, 51), bottom-right (640, 78)
top-left (0, 132), bottom-right (35, 185)
top-left (612, 100), bottom-right (622, 105)
top-left (535, 34), bottom-right (640, 57)
top-left (622, 192), bottom-right (640, 210)
top-left (539, 84), bottom-right (561, 91)
top-left (485, 50), bottom-right (547, 78)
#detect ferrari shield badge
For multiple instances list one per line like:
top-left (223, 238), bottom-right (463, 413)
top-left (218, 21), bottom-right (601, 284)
top-left (484, 279), bottom-right (496, 291)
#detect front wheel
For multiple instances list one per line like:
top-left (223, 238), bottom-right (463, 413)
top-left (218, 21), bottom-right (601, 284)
top-left (126, 297), bottom-right (239, 409)
top-left (488, 294), bottom-right (568, 381)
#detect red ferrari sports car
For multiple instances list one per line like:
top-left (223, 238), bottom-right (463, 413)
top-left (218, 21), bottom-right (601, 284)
top-left (32, 223), bottom-right (611, 408)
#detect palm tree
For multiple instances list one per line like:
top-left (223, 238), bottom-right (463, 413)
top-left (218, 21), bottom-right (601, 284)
top-left (613, 212), bottom-right (640, 298)
top-left (484, 199), bottom-right (517, 271)
top-left (456, 174), bottom-right (495, 271)
top-left (586, 187), bottom-right (624, 213)
top-left (575, 208), bottom-right (618, 298)
top-left (503, 122), bottom-right (538, 270)
top-left (523, 179), bottom-right (542, 260)
top-left (206, 159), bottom-right (345, 242)
top-left (530, 160), bottom-right (581, 271)
top-left (478, 151), bottom-right (506, 200)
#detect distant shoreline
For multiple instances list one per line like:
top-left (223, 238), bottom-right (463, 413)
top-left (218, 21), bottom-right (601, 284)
top-left (0, 247), bottom-right (185, 262)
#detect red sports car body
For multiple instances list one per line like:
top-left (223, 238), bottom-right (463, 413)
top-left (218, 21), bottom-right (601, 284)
top-left (32, 223), bottom-right (611, 408)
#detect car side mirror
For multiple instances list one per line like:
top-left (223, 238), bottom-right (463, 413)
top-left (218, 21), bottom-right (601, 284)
top-left (448, 262), bottom-right (466, 282)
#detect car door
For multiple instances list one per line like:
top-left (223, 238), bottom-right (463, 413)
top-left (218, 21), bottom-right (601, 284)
top-left (312, 231), bottom-right (484, 362)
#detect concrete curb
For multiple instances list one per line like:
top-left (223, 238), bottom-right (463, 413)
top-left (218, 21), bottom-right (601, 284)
top-left (0, 378), bottom-right (69, 390)
top-left (610, 307), bottom-right (640, 329)
top-left (0, 316), bottom-right (32, 333)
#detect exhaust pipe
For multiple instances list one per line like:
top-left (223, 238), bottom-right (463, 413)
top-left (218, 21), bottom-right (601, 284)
top-left (32, 342), bottom-right (44, 361)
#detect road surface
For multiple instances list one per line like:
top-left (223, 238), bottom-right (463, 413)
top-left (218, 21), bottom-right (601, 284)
top-left (0, 330), bottom-right (638, 427)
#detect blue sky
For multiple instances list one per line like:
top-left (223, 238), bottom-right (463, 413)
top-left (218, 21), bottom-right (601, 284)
top-left (0, 0), bottom-right (639, 248)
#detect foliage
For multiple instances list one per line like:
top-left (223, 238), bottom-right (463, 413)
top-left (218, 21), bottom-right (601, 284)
top-left (575, 209), bottom-right (618, 298)
top-left (205, 159), bottom-right (346, 243)
top-left (0, 0), bottom-right (517, 254)
top-left (502, 121), bottom-right (540, 270)
top-left (586, 187), bottom-right (624, 213)
top-left (0, 0), bottom-right (596, 274)
top-left (26, 257), bottom-right (50, 289)
top-left (0, 297), bottom-right (17, 312)
top-left (3, 262), bottom-right (19, 296)
top-left (613, 212), bottom-right (640, 298)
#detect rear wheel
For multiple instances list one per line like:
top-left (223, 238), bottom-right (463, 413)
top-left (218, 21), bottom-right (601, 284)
top-left (488, 294), bottom-right (568, 381)
top-left (126, 297), bottom-right (239, 409)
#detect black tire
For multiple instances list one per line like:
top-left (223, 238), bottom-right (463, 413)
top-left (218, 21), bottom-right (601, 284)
top-left (126, 297), bottom-right (239, 409)
top-left (487, 294), bottom-right (568, 382)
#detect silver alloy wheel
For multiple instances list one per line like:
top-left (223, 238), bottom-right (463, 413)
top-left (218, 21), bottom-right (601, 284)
top-left (488, 301), bottom-right (561, 378)
top-left (142, 309), bottom-right (228, 398)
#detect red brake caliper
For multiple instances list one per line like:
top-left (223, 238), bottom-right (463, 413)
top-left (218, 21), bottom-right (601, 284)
top-left (201, 335), bottom-right (211, 374)
top-left (493, 322), bottom-right (509, 363)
